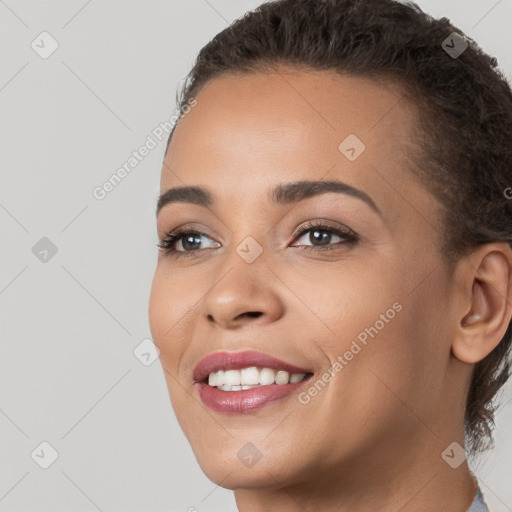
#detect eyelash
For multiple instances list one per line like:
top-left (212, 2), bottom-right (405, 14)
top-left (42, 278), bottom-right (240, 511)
top-left (157, 220), bottom-right (359, 259)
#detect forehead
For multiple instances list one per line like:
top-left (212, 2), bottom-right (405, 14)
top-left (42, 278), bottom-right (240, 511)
top-left (162, 68), bottom-right (434, 220)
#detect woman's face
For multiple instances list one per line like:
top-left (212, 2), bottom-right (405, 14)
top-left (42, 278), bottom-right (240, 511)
top-left (148, 69), bottom-right (466, 490)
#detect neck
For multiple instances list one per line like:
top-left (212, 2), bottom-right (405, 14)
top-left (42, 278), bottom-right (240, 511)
top-left (234, 435), bottom-right (478, 512)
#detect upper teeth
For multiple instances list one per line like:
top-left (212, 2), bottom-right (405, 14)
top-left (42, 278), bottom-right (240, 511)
top-left (208, 367), bottom-right (307, 390)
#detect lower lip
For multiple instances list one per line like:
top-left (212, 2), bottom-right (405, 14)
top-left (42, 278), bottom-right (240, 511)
top-left (196, 378), bottom-right (311, 414)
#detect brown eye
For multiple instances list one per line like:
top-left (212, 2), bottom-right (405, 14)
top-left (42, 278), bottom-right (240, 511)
top-left (290, 221), bottom-right (359, 250)
top-left (158, 230), bottom-right (220, 256)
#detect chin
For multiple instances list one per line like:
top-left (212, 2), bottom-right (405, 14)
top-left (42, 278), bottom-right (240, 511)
top-left (196, 455), bottom-right (296, 491)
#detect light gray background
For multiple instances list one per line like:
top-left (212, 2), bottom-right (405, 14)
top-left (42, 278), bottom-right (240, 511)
top-left (1, 1), bottom-right (511, 511)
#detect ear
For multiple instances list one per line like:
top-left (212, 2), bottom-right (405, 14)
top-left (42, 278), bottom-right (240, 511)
top-left (452, 243), bottom-right (512, 364)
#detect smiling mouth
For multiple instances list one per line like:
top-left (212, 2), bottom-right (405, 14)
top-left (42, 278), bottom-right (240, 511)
top-left (196, 371), bottom-right (315, 414)
top-left (203, 367), bottom-right (314, 391)
top-left (193, 350), bottom-right (315, 413)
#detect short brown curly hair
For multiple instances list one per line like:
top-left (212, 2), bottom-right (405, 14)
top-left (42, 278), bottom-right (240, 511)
top-left (166, 0), bottom-right (512, 455)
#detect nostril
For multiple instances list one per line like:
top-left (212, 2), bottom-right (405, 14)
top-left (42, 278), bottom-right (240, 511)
top-left (239, 311), bottom-right (263, 319)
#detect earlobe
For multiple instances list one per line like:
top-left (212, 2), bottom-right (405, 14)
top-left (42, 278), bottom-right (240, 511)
top-left (451, 245), bottom-right (512, 364)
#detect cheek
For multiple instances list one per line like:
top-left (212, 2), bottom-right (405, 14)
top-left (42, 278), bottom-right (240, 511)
top-left (148, 265), bottom-right (195, 363)
top-left (148, 266), bottom-right (197, 419)
top-left (148, 267), bottom-right (170, 345)
top-left (299, 255), bottom-right (443, 414)
top-left (290, 261), bottom-right (402, 353)
top-left (339, 273), bottom-right (452, 426)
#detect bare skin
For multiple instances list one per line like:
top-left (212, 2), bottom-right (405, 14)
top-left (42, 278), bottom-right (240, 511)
top-left (148, 68), bottom-right (512, 512)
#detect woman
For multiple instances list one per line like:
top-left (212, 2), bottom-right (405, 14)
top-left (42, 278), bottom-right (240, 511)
top-left (148, 0), bottom-right (512, 510)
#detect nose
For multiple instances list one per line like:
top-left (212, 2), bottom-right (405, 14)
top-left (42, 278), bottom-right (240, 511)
top-left (201, 263), bottom-right (285, 329)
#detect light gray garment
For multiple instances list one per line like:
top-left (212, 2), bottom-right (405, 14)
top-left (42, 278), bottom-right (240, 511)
top-left (468, 487), bottom-right (489, 512)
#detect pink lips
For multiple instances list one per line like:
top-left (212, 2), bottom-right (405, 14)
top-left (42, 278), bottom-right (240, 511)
top-left (193, 350), bottom-right (313, 414)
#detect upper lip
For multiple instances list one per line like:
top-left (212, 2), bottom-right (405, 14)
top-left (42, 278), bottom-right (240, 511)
top-left (193, 350), bottom-right (313, 383)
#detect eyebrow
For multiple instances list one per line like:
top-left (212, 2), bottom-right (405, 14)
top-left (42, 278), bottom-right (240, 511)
top-left (156, 179), bottom-right (381, 217)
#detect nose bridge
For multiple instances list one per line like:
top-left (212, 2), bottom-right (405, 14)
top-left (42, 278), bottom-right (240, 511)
top-left (201, 233), bottom-right (284, 327)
